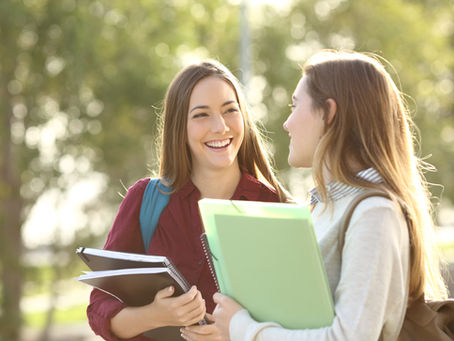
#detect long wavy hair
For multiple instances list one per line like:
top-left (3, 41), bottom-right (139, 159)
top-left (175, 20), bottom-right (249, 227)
top-left (158, 59), bottom-right (288, 202)
top-left (303, 50), bottom-right (447, 301)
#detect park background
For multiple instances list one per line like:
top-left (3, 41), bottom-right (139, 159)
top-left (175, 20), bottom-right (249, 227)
top-left (1, 0), bottom-right (454, 340)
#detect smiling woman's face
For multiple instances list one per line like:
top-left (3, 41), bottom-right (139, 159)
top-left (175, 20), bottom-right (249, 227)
top-left (186, 76), bottom-right (244, 173)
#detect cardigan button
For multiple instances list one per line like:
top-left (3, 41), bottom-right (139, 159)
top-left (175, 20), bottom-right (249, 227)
top-left (198, 259), bottom-right (203, 265)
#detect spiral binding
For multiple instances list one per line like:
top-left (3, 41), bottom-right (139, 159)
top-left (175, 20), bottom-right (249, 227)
top-left (200, 233), bottom-right (220, 292)
top-left (165, 260), bottom-right (190, 292)
top-left (166, 258), bottom-right (208, 325)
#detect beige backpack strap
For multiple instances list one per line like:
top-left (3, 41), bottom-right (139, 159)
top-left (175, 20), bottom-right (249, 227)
top-left (338, 190), bottom-right (391, 254)
top-left (338, 190), bottom-right (414, 341)
top-left (338, 190), bottom-right (391, 341)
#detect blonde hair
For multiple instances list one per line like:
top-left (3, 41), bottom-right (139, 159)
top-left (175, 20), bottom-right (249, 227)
top-left (303, 50), bottom-right (447, 301)
top-left (159, 59), bottom-right (289, 202)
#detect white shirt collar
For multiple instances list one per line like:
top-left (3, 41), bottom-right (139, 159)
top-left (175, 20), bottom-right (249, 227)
top-left (309, 168), bottom-right (383, 205)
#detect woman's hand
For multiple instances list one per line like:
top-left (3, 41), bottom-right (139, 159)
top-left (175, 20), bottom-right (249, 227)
top-left (110, 285), bottom-right (206, 339)
top-left (180, 313), bottom-right (224, 341)
top-left (150, 285), bottom-right (206, 327)
top-left (212, 293), bottom-right (244, 340)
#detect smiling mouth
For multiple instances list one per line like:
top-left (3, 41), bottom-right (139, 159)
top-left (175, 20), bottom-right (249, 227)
top-left (205, 138), bottom-right (233, 149)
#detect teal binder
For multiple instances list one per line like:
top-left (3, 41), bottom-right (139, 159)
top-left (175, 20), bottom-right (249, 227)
top-left (198, 199), bottom-right (334, 329)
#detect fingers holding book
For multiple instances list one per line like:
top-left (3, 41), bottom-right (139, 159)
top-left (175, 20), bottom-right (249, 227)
top-left (150, 285), bottom-right (206, 327)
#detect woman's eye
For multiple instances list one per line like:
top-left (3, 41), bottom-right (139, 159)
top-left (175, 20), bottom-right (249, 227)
top-left (193, 112), bottom-right (208, 118)
top-left (225, 108), bottom-right (239, 114)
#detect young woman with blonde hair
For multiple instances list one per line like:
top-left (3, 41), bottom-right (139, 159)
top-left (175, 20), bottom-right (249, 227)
top-left (87, 59), bottom-right (288, 341)
top-left (212, 50), bottom-right (447, 341)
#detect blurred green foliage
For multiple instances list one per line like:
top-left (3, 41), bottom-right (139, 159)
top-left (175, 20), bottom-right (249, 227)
top-left (1, 0), bottom-right (453, 339)
top-left (24, 304), bottom-right (87, 328)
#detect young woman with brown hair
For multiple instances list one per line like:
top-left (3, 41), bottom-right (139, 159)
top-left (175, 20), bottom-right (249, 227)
top-left (87, 60), bottom-right (288, 341)
top-left (212, 50), bottom-right (447, 341)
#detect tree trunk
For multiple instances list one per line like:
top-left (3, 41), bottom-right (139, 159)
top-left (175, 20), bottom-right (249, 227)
top-left (0, 73), bottom-right (24, 341)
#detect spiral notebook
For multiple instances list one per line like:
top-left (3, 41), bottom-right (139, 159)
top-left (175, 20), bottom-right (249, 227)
top-left (198, 199), bottom-right (334, 330)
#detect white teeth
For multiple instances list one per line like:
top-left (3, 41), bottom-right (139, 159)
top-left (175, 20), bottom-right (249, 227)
top-left (206, 139), bottom-right (231, 148)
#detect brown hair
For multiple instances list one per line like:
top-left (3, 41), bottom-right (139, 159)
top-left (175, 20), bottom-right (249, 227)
top-left (158, 59), bottom-right (288, 202)
top-left (303, 50), bottom-right (447, 301)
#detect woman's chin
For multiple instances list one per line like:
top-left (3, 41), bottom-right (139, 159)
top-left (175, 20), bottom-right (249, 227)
top-left (206, 158), bottom-right (239, 171)
top-left (288, 157), bottom-right (310, 169)
top-left (287, 156), bottom-right (300, 168)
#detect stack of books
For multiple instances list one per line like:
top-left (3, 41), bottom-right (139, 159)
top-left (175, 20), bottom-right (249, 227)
top-left (76, 247), bottom-right (203, 340)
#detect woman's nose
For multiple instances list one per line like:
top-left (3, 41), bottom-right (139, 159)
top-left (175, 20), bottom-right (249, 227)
top-left (283, 119), bottom-right (289, 132)
top-left (212, 114), bottom-right (228, 133)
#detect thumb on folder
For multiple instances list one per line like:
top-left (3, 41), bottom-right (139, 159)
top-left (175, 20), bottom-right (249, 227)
top-left (212, 293), bottom-right (244, 339)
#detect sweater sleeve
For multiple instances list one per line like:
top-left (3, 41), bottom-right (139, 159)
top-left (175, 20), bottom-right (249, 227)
top-left (229, 199), bottom-right (409, 341)
top-left (86, 178), bottom-right (150, 341)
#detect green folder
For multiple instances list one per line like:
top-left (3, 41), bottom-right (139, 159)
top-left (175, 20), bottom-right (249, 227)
top-left (198, 199), bottom-right (334, 329)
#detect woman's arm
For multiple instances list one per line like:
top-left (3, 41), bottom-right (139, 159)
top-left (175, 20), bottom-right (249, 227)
top-left (88, 179), bottom-right (209, 339)
top-left (87, 179), bottom-right (149, 339)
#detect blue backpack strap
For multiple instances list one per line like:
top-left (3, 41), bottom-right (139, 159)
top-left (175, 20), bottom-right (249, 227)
top-left (139, 178), bottom-right (172, 252)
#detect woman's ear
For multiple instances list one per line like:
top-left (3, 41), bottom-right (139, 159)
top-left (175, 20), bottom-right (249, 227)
top-left (325, 98), bottom-right (337, 125)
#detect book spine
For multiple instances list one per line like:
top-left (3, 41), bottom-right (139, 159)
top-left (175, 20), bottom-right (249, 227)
top-left (165, 260), bottom-right (191, 292)
top-left (200, 233), bottom-right (220, 292)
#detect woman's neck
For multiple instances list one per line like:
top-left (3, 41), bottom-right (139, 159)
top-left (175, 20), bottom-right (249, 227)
top-left (191, 165), bottom-right (242, 199)
top-left (314, 158), bottom-right (366, 185)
